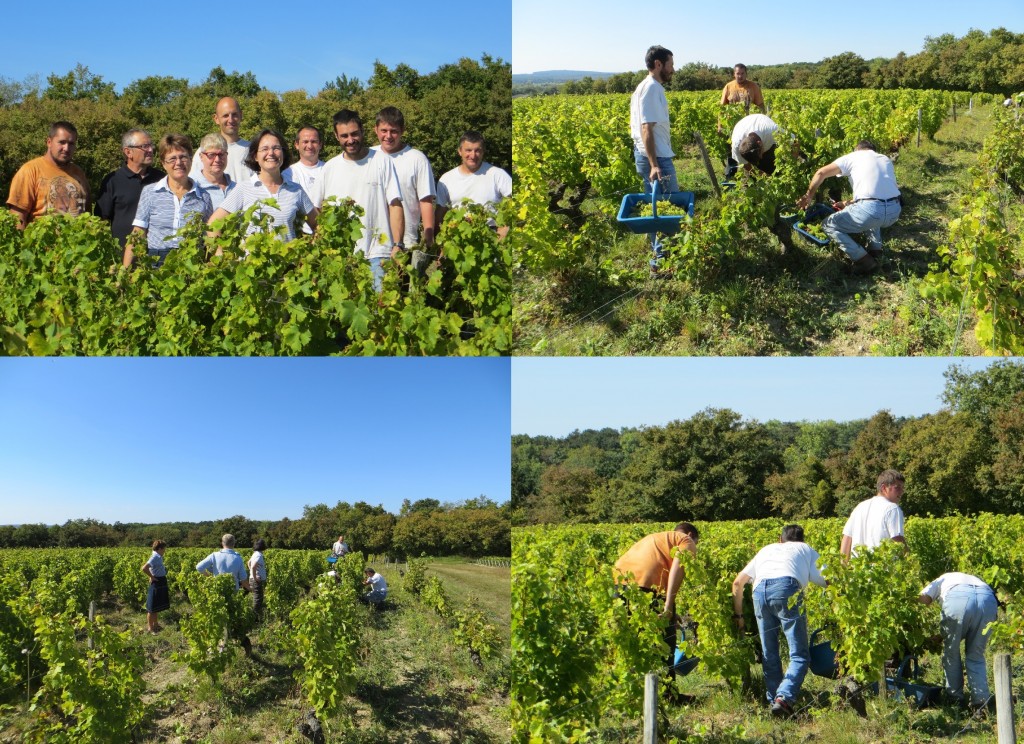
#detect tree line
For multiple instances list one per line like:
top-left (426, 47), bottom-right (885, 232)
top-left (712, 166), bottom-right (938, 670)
top-left (0, 497), bottom-right (511, 558)
top-left (515, 28), bottom-right (1024, 97)
top-left (513, 361), bottom-right (1024, 525)
top-left (0, 56), bottom-right (511, 206)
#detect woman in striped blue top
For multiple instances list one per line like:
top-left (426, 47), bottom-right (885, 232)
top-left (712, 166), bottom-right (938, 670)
top-left (209, 129), bottom-right (318, 243)
top-left (142, 539), bottom-right (169, 634)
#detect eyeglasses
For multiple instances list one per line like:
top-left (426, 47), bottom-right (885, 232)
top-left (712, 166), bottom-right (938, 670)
top-left (163, 155), bottom-right (191, 164)
top-left (201, 151), bottom-right (227, 160)
top-left (258, 146), bottom-right (284, 154)
top-left (127, 144), bottom-right (154, 151)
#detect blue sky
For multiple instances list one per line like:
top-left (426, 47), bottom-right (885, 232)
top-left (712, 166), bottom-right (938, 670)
top-left (0, 359), bottom-right (510, 525)
top-left (513, 0), bottom-right (1024, 73)
top-left (2, 1), bottom-right (511, 94)
top-left (512, 357), bottom-right (1006, 436)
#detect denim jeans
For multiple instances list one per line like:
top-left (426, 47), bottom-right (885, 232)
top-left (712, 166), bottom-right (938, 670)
top-left (633, 151), bottom-right (679, 265)
top-left (822, 199), bottom-right (901, 261)
top-left (753, 577), bottom-right (810, 705)
top-left (368, 256), bottom-right (385, 292)
top-left (940, 585), bottom-right (998, 705)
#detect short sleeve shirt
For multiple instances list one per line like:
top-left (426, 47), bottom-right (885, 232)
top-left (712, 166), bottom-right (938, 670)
top-left (920, 572), bottom-right (992, 604)
top-left (7, 156), bottom-right (90, 222)
top-left (132, 177), bottom-right (213, 258)
top-left (95, 165), bottom-right (166, 246)
top-left (435, 163), bottom-right (510, 211)
top-left (193, 171), bottom-right (235, 211)
top-left (145, 551), bottom-right (167, 578)
top-left (630, 76), bottom-right (674, 157)
top-left (731, 114), bottom-right (780, 165)
top-left (739, 541), bottom-right (826, 589)
top-left (218, 176), bottom-right (315, 242)
top-left (196, 548), bottom-right (248, 589)
top-left (315, 150), bottom-right (403, 259)
top-left (721, 79), bottom-right (764, 108)
top-left (367, 573), bottom-right (388, 594)
top-left (833, 150), bottom-right (901, 201)
top-left (249, 551), bottom-right (266, 582)
top-left (372, 145), bottom-right (436, 246)
top-left (614, 531), bottom-right (694, 593)
top-left (842, 495), bottom-right (905, 555)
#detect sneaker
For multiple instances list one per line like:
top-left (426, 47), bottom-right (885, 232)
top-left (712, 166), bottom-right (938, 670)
top-left (852, 254), bottom-right (878, 275)
top-left (770, 696), bottom-right (793, 718)
top-left (866, 247), bottom-right (883, 259)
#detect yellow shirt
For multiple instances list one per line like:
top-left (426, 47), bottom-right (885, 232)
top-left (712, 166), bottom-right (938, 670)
top-left (614, 531), bottom-right (693, 593)
top-left (7, 156), bottom-right (89, 223)
top-left (721, 80), bottom-right (765, 109)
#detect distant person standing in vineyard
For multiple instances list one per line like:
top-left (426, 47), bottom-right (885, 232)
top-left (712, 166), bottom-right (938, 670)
top-left (248, 538), bottom-right (267, 621)
top-left (918, 572), bottom-right (999, 709)
top-left (141, 539), bottom-right (169, 634)
top-left (196, 533), bottom-right (251, 591)
top-left (796, 140), bottom-right (902, 276)
top-left (629, 45), bottom-right (676, 269)
top-left (332, 534), bottom-right (350, 557)
top-left (95, 129), bottom-right (165, 253)
top-left (613, 522), bottom-right (699, 679)
top-left (6, 121), bottom-right (90, 229)
top-left (731, 524), bottom-right (827, 717)
top-left (719, 64), bottom-right (766, 178)
top-left (839, 469), bottom-right (907, 558)
top-left (190, 97), bottom-right (254, 185)
top-left (436, 131), bottom-right (510, 239)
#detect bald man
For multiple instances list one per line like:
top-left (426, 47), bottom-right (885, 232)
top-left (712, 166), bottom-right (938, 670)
top-left (192, 96), bottom-right (254, 184)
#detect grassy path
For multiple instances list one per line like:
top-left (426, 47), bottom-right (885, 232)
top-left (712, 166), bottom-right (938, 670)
top-left (513, 107), bottom-right (994, 355)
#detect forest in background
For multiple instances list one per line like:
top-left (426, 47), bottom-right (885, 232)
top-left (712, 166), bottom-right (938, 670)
top-left (513, 28), bottom-right (1024, 96)
top-left (512, 361), bottom-right (1024, 525)
top-left (0, 56), bottom-right (511, 205)
top-left (0, 497), bottom-right (511, 558)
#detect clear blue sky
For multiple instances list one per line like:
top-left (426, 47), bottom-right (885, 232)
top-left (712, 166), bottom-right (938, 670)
top-left (0, 359), bottom-right (510, 525)
top-left (2, 1), bottom-right (511, 94)
top-left (513, 0), bottom-right (1024, 73)
top-left (512, 357), bottom-right (1005, 436)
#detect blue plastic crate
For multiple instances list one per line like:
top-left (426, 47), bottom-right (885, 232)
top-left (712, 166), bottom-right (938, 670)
top-left (617, 181), bottom-right (695, 235)
top-left (792, 202), bottom-right (837, 246)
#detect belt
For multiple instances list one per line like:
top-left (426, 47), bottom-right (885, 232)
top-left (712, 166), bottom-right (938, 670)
top-left (857, 196), bottom-right (900, 203)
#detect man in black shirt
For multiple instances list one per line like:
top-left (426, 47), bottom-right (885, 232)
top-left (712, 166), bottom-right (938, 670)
top-left (95, 129), bottom-right (164, 253)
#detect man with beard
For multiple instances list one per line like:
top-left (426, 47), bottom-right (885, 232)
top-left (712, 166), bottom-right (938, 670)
top-left (7, 121), bottom-right (90, 229)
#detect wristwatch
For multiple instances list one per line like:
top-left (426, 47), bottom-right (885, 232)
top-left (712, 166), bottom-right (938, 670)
top-left (392, 242), bottom-right (406, 251)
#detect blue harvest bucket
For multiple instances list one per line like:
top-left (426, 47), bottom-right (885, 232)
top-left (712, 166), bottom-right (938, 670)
top-left (617, 180), bottom-right (695, 236)
top-left (326, 555), bottom-right (338, 565)
top-left (809, 629), bottom-right (840, 679)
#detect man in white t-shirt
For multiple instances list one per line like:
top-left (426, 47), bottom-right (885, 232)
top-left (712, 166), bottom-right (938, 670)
top-left (728, 113), bottom-right (780, 179)
top-left (629, 45), bottom-right (676, 268)
top-left (840, 469), bottom-right (907, 559)
top-left (732, 524), bottom-right (827, 717)
top-left (372, 107), bottom-right (436, 248)
top-left (918, 572), bottom-right (998, 708)
top-left (436, 131), bottom-right (511, 239)
top-left (315, 109), bottom-right (403, 291)
top-left (283, 125), bottom-right (325, 235)
top-left (360, 567), bottom-right (388, 605)
top-left (797, 140), bottom-right (902, 275)
top-left (191, 97), bottom-right (254, 185)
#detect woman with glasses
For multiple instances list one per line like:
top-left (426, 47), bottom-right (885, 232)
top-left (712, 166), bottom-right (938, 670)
top-left (208, 128), bottom-right (318, 242)
top-left (193, 132), bottom-right (236, 210)
top-left (126, 134), bottom-right (213, 267)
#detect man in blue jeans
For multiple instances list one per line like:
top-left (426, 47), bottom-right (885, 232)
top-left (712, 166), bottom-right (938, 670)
top-left (732, 525), bottom-right (828, 717)
top-left (919, 572), bottom-right (999, 708)
top-left (629, 45), bottom-right (677, 269)
top-left (796, 140), bottom-right (902, 275)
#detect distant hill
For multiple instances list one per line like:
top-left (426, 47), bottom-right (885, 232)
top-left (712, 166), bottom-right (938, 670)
top-left (512, 70), bottom-right (619, 85)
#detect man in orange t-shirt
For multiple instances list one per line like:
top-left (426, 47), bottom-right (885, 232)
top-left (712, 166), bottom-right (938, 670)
top-left (7, 121), bottom-right (90, 229)
top-left (719, 63), bottom-right (765, 111)
top-left (614, 522), bottom-right (699, 678)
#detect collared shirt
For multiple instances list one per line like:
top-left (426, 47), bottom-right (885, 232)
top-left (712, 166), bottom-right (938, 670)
top-left (196, 548), bottom-right (248, 589)
top-left (145, 551), bottom-right (167, 578)
top-left (95, 164), bottom-right (165, 246)
top-left (193, 170), bottom-right (235, 211)
top-left (132, 177), bottom-right (213, 262)
top-left (739, 542), bottom-right (827, 590)
top-left (190, 139), bottom-right (253, 186)
top-left (218, 176), bottom-right (315, 242)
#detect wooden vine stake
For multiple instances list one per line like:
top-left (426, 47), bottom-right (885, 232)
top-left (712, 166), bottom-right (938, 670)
top-left (693, 131), bottom-right (723, 199)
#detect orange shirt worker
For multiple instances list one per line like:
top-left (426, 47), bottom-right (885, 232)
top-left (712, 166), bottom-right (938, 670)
top-left (7, 121), bottom-right (90, 229)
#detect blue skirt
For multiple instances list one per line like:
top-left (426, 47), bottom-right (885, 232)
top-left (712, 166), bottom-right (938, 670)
top-left (146, 576), bottom-right (170, 613)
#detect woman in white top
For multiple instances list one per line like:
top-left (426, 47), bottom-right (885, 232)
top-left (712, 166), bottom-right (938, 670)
top-left (209, 129), bottom-right (318, 244)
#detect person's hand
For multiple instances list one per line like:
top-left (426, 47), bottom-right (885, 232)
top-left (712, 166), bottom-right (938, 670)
top-left (649, 165), bottom-right (662, 185)
top-left (796, 193), bottom-right (813, 211)
top-left (733, 615), bottom-right (745, 632)
top-left (833, 199), bottom-right (850, 210)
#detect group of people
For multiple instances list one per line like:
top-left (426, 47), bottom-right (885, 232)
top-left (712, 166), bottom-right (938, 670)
top-left (615, 469), bottom-right (1001, 717)
top-left (329, 533), bottom-right (389, 605)
top-left (6, 97), bottom-right (511, 291)
top-left (629, 45), bottom-right (902, 275)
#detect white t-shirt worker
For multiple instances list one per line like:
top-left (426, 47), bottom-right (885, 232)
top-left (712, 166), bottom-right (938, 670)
top-left (841, 471), bottom-right (907, 558)
top-left (731, 113), bottom-right (779, 167)
top-left (629, 75), bottom-right (673, 159)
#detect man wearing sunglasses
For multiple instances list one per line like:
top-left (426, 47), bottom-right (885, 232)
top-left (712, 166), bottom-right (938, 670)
top-left (95, 129), bottom-right (165, 251)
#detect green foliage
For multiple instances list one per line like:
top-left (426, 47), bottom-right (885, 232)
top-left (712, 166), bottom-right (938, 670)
top-left (14, 580), bottom-right (146, 743)
top-left (112, 554), bottom-right (148, 608)
top-left (289, 575), bottom-right (362, 720)
top-left (173, 571), bottom-right (249, 685)
top-left (403, 557), bottom-right (428, 596)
